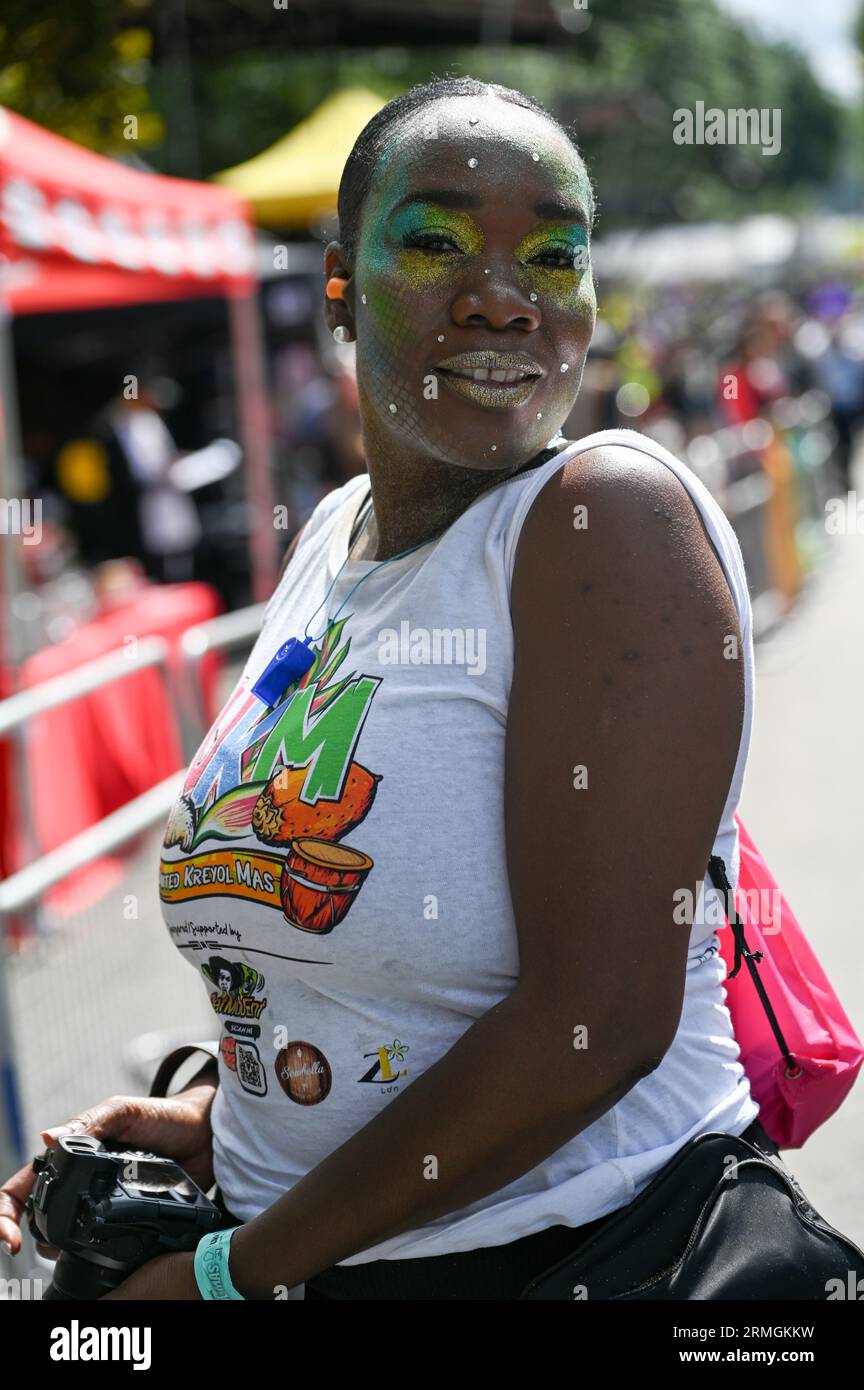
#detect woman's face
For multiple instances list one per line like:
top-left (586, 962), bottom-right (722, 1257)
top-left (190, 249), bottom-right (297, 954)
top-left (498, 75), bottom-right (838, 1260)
top-left (344, 95), bottom-right (597, 473)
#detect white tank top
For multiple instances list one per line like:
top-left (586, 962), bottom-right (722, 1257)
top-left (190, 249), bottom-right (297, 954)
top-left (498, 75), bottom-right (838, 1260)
top-left (158, 427), bottom-right (759, 1262)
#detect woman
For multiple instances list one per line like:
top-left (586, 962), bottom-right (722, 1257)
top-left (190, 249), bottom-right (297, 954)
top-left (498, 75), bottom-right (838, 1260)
top-left (1, 77), bottom-right (770, 1300)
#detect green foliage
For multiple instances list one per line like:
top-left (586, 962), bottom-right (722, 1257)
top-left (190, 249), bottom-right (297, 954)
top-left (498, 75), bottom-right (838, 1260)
top-left (0, 0), bottom-right (853, 226)
top-left (0, 0), bottom-right (163, 152)
top-left (173, 50), bottom-right (406, 177)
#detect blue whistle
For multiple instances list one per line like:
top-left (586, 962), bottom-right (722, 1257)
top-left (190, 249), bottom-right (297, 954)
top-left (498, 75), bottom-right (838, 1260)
top-left (251, 637), bottom-right (315, 707)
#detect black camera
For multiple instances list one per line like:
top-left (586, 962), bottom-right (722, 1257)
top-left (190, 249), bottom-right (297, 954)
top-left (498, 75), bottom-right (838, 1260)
top-left (25, 1133), bottom-right (222, 1300)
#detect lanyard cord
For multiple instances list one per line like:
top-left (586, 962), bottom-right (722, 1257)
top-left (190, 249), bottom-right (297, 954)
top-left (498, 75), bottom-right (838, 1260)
top-left (304, 433), bottom-right (570, 646)
top-left (303, 492), bottom-right (433, 644)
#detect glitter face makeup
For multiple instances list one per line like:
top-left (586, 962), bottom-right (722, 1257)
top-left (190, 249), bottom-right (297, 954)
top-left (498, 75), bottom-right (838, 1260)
top-left (332, 94), bottom-right (596, 476)
top-left (388, 203), bottom-right (486, 289)
top-left (513, 222), bottom-right (591, 311)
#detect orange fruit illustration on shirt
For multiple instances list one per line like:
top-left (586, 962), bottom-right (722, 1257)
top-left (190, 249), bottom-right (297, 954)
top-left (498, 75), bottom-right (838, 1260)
top-left (252, 761), bottom-right (381, 845)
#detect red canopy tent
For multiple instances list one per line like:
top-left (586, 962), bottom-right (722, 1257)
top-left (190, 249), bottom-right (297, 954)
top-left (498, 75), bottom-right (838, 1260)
top-left (0, 105), bottom-right (277, 661)
top-left (0, 108), bottom-right (280, 889)
top-left (0, 107), bottom-right (260, 313)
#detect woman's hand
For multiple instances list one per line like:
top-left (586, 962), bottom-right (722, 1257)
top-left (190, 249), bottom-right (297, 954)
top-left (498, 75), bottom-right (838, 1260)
top-left (0, 1068), bottom-right (217, 1259)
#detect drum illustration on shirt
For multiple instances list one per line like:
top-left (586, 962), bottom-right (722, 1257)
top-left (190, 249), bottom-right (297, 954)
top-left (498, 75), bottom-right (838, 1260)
top-left (159, 614), bottom-right (382, 935)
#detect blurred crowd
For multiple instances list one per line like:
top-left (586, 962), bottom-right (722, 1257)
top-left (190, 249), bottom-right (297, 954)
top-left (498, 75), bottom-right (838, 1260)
top-left (14, 271), bottom-right (864, 655)
top-left (579, 281), bottom-right (864, 490)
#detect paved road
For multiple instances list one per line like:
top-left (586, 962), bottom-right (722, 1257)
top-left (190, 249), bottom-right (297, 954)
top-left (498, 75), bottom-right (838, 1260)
top-left (739, 449), bottom-right (864, 1246)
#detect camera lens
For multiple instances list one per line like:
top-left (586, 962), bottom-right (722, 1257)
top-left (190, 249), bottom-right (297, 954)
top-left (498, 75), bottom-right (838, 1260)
top-left (44, 1251), bottom-right (130, 1301)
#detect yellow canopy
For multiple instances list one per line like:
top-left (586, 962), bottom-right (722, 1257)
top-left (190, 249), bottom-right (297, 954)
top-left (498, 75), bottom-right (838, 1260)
top-left (213, 88), bottom-right (388, 228)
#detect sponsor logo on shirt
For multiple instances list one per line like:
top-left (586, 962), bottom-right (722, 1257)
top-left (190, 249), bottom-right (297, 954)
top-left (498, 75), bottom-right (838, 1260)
top-left (275, 1042), bottom-right (332, 1105)
top-left (358, 1039), bottom-right (409, 1092)
top-left (202, 957), bottom-right (268, 1019)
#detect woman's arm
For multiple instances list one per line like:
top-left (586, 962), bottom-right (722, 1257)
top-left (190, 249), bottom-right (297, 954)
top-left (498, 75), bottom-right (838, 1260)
top-left (217, 445), bottom-right (746, 1298)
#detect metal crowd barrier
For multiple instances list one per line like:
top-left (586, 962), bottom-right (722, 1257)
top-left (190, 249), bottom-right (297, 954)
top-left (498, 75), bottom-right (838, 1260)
top-left (178, 602), bottom-right (266, 759)
top-left (682, 399), bottom-right (835, 636)
top-left (0, 603), bottom-right (266, 1229)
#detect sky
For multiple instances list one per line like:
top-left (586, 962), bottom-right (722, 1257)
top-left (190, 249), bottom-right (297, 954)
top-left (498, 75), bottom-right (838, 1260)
top-left (715, 0), bottom-right (863, 102)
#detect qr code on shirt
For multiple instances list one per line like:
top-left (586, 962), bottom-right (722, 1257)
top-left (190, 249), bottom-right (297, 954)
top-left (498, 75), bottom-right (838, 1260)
top-left (236, 1041), bottom-right (268, 1097)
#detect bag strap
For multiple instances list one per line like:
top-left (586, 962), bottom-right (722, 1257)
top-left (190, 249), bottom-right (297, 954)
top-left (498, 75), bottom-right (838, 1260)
top-left (149, 1041), bottom-right (220, 1098)
top-left (707, 854), bottom-right (801, 1077)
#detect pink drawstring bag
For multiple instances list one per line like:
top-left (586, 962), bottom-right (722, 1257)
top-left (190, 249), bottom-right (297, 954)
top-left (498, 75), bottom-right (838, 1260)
top-left (712, 817), bottom-right (864, 1149)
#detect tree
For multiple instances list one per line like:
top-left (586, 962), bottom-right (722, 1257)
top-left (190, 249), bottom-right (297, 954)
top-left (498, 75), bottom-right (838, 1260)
top-left (0, 0), bottom-right (848, 227)
top-left (0, 2), bottom-right (164, 154)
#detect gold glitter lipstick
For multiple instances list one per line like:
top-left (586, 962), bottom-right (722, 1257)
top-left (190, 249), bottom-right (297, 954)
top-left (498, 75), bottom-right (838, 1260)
top-left (433, 350), bottom-right (544, 409)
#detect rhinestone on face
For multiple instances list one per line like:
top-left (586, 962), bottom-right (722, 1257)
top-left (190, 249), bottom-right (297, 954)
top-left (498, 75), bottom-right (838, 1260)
top-left (484, 268), bottom-right (490, 274)
top-left (537, 412), bottom-right (542, 419)
top-left (467, 157), bottom-right (478, 168)
top-left (490, 444), bottom-right (497, 451)
top-left (560, 363), bottom-right (569, 372)
top-left (389, 403), bottom-right (397, 413)
top-left (361, 293), bottom-right (367, 304)
top-left (529, 292), bottom-right (538, 302)
top-left (437, 334), bottom-right (445, 342)
top-left (531, 151), bottom-right (540, 161)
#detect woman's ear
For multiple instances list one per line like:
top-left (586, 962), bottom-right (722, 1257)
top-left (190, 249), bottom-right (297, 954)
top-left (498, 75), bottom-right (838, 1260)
top-left (323, 241), bottom-right (355, 340)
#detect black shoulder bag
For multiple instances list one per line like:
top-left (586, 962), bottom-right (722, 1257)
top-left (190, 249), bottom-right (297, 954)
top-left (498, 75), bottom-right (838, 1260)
top-left (520, 857), bottom-right (864, 1300)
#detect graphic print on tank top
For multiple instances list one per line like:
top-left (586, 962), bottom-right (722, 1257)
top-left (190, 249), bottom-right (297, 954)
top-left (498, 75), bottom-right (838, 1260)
top-left (159, 613), bottom-right (384, 1101)
top-left (155, 439), bottom-right (759, 1247)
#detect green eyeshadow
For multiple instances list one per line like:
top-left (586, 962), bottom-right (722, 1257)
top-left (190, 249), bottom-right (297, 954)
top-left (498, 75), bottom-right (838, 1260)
top-left (391, 205), bottom-right (485, 249)
top-left (514, 222), bottom-right (589, 265)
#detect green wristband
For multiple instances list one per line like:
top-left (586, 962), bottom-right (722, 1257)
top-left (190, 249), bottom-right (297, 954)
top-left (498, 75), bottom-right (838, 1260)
top-left (194, 1226), bottom-right (245, 1300)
